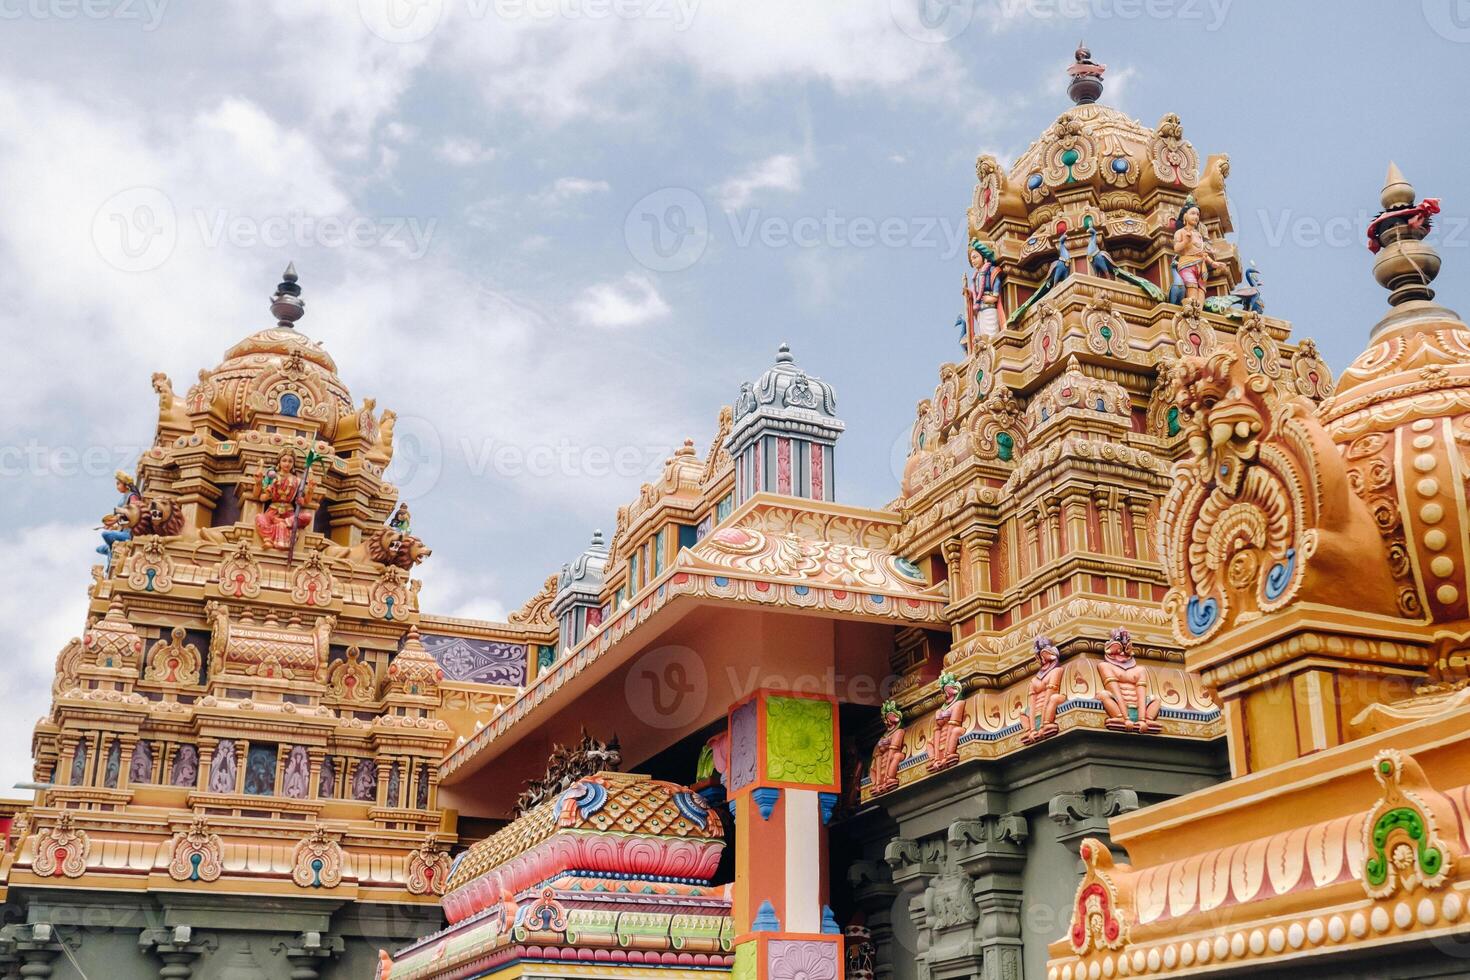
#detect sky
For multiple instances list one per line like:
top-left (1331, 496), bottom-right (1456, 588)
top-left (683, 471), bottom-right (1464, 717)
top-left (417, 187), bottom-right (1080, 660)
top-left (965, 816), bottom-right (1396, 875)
top-left (1, 0), bottom-right (1468, 789)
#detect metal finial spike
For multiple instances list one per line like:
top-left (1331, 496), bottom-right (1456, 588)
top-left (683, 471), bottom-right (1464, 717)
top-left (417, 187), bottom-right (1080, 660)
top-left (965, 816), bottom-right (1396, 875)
top-left (591, 529), bottom-right (605, 547)
top-left (282, 261), bottom-right (298, 283)
top-left (270, 261), bottom-right (306, 328)
top-left (1381, 162), bottom-right (1415, 210)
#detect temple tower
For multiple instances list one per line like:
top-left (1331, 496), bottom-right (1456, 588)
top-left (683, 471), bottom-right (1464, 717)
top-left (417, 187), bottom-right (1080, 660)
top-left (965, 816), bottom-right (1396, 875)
top-left (727, 344), bottom-right (845, 507)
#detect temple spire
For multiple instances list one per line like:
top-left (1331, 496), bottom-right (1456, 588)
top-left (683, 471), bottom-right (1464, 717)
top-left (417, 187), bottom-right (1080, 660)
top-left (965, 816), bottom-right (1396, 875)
top-left (270, 261), bottom-right (306, 328)
top-left (1367, 163), bottom-right (1442, 307)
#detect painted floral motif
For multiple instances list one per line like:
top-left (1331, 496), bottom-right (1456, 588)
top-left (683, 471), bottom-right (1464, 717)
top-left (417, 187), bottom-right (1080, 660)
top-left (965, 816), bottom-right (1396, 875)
top-left (291, 825), bottom-right (344, 889)
top-left (145, 626), bottom-right (202, 685)
top-left (125, 535), bottom-right (175, 592)
top-left (1362, 749), bottom-right (1454, 899)
top-left (215, 540), bottom-right (263, 599)
top-left (327, 647), bottom-right (376, 702)
top-left (729, 700), bottom-right (759, 793)
top-left (167, 814), bottom-right (224, 883)
top-left (765, 695), bottom-right (834, 786)
top-left (406, 835), bottom-right (452, 896)
top-left (1068, 838), bottom-right (1128, 955)
top-left (769, 939), bottom-right (840, 980)
top-left (290, 548), bottom-right (335, 605)
top-left (33, 812), bottom-right (90, 879)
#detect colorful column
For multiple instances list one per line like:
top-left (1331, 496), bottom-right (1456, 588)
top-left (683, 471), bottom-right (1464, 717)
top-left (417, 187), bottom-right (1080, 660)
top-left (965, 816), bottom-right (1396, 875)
top-left (727, 689), bottom-right (842, 980)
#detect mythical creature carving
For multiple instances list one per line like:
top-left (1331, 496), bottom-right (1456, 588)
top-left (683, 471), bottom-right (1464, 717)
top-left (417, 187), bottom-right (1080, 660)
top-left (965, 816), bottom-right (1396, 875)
top-left (1097, 628), bottom-right (1161, 733)
top-left (324, 525), bottom-right (431, 570)
top-left (868, 700), bottom-right (905, 795)
top-left (151, 371), bottom-right (192, 438)
top-left (926, 672), bottom-right (967, 772)
top-left (1021, 636), bottom-right (1065, 744)
top-left (1158, 342), bottom-right (1399, 644)
top-left (291, 825), bottom-right (345, 888)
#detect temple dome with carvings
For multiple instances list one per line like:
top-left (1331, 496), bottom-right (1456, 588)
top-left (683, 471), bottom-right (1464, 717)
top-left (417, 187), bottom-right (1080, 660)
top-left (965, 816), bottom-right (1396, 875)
top-left (1318, 165), bottom-right (1470, 630)
top-left (188, 265), bottom-right (357, 443)
top-left (731, 343), bottom-right (840, 432)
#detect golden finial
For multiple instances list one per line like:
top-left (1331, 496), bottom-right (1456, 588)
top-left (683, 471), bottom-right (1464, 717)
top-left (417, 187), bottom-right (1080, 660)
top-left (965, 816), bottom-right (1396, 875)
top-left (1367, 163), bottom-right (1442, 308)
top-left (1381, 161), bottom-right (1415, 210)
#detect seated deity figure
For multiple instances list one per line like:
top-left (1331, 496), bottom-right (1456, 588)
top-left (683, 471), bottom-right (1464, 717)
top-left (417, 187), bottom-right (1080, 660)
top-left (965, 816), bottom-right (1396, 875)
top-left (352, 758), bottom-right (378, 802)
top-left (250, 451), bottom-right (317, 551)
top-left (1021, 635), bottom-right (1066, 743)
top-left (96, 471), bottom-right (143, 571)
top-left (926, 672), bottom-right (967, 772)
top-left (128, 741), bottom-right (153, 785)
top-left (869, 700), bottom-right (906, 794)
top-left (1097, 627), bottom-right (1162, 733)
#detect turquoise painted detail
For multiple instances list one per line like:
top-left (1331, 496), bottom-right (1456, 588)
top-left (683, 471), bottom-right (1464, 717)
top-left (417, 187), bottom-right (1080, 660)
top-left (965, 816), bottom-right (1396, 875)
top-left (752, 787), bottom-right (780, 820)
top-left (1186, 595), bottom-right (1219, 636)
top-left (752, 901), bottom-right (781, 932)
top-left (1264, 548), bottom-right (1296, 601)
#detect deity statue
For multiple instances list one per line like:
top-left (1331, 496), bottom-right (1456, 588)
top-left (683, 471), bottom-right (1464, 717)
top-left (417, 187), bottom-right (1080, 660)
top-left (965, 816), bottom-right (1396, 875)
top-left (352, 758), bottom-right (378, 802)
top-left (390, 503), bottom-right (412, 535)
top-left (1021, 636), bottom-right (1066, 744)
top-left (129, 740), bottom-right (153, 785)
top-left (927, 672), bottom-right (968, 772)
top-left (103, 739), bottom-right (121, 789)
top-left (97, 471), bottom-right (143, 571)
top-left (171, 744), bottom-right (199, 787)
top-left (963, 240), bottom-right (1005, 347)
top-left (151, 371), bottom-right (192, 437)
top-left (70, 741), bottom-right (88, 786)
top-left (248, 451), bottom-right (319, 551)
top-left (1171, 196), bottom-right (1226, 309)
top-left (208, 739), bottom-right (237, 794)
top-left (1097, 627), bottom-right (1162, 733)
top-left (282, 746), bottom-right (311, 800)
top-left (869, 700), bottom-right (906, 794)
top-left (318, 755), bottom-right (337, 799)
top-left (243, 747), bottom-right (273, 797)
top-left (416, 763), bottom-right (430, 810)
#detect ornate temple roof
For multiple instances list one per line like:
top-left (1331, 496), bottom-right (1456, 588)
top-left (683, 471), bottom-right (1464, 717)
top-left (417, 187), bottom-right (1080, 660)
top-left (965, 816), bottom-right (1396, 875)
top-left (552, 530), bottom-right (608, 616)
top-left (728, 343), bottom-right (844, 448)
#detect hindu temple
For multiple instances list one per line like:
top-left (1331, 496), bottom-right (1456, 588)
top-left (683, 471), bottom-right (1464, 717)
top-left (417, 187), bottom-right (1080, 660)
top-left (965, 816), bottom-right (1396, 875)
top-left (3, 43), bottom-right (1467, 980)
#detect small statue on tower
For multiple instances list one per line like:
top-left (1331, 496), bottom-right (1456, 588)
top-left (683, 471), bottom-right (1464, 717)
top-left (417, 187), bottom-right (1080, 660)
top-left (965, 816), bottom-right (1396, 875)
top-left (390, 503), bottom-right (412, 535)
top-left (963, 240), bottom-right (1006, 348)
top-left (1171, 196), bottom-right (1226, 309)
top-left (868, 700), bottom-right (906, 794)
top-left (1021, 635), bottom-right (1066, 744)
top-left (926, 671), bottom-right (967, 772)
top-left (246, 451), bottom-right (321, 551)
top-left (1097, 627), bottom-right (1162, 733)
top-left (96, 470), bottom-right (144, 571)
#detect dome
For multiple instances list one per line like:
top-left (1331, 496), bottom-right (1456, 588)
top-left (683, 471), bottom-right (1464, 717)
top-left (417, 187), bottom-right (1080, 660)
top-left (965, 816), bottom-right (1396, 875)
top-left (189, 266), bottom-right (354, 440)
top-left (553, 530), bottom-right (609, 615)
top-left (730, 344), bottom-right (841, 438)
top-left (1320, 166), bottom-right (1469, 627)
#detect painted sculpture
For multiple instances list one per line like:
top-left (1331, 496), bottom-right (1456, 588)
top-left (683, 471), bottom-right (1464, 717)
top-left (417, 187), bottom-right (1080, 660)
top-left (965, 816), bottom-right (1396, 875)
top-left (1087, 225), bottom-right (1163, 300)
top-left (927, 672), bottom-right (967, 771)
top-left (1170, 196), bottom-right (1225, 309)
top-left (869, 700), bottom-right (905, 794)
top-left (963, 240), bottom-right (1006, 346)
top-left (96, 471), bottom-right (142, 570)
top-left (1021, 635), bottom-right (1066, 744)
top-left (245, 450), bottom-right (320, 551)
top-left (1097, 628), bottom-right (1160, 733)
top-left (1009, 233), bottom-right (1070, 326)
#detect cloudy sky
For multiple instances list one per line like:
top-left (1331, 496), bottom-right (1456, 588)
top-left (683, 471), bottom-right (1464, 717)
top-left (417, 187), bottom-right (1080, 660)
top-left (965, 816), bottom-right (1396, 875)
top-left (0, 0), bottom-right (1467, 789)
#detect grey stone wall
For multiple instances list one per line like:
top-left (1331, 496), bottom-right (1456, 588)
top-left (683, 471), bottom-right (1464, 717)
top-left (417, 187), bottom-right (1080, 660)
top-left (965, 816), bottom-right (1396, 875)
top-left (848, 733), bottom-right (1228, 980)
top-left (0, 888), bottom-right (442, 979)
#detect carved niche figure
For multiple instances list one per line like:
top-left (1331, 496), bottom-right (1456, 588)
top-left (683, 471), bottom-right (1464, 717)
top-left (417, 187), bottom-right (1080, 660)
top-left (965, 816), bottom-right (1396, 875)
top-left (927, 672), bottom-right (968, 772)
top-left (208, 739), bottom-right (238, 794)
top-left (103, 740), bottom-right (121, 789)
top-left (129, 740), bottom-right (154, 785)
top-left (352, 758), bottom-right (378, 802)
top-left (70, 740), bottom-right (88, 786)
top-left (247, 451), bottom-right (319, 551)
top-left (868, 700), bottom-right (906, 795)
top-left (318, 756), bottom-right (337, 799)
top-left (1097, 628), bottom-right (1162, 733)
top-left (1171, 196), bottom-right (1226, 309)
top-left (1021, 635), bottom-right (1067, 744)
top-left (171, 744), bottom-right (199, 787)
top-left (282, 746), bottom-right (311, 800)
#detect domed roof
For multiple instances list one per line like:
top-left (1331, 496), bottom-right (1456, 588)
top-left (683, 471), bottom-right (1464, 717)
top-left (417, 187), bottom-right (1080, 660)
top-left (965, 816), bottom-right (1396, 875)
top-left (729, 343), bottom-right (843, 449)
top-left (554, 530), bottom-right (609, 613)
top-left (191, 266), bottom-right (354, 439)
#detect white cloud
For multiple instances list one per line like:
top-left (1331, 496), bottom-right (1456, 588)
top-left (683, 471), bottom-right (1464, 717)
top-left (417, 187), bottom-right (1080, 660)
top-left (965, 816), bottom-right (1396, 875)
top-left (716, 154), bottom-right (803, 211)
top-left (572, 273), bottom-right (671, 328)
top-left (533, 176), bottom-right (612, 206)
top-left (437, 137), bottom-right (498, 166)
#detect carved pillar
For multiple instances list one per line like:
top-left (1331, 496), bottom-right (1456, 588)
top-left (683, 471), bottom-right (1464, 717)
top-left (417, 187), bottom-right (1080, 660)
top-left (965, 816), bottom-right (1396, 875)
top-left (1092, 488), bottom-right (1118, 557)
top-left (139, 926), bottom-right (217, 980)
top-left (962, 529), bottom-right (994, 597)
top-left (727, 689), bottom-right (842, 980)
top-left (4, 924), bottom-right (60, 980)
top-left (272, 932), bottom-right (343, 980)
top-left (116, 735), bottom-right (140, 790)
top-left (1060, 491), bottom-right (1088, 556)
top-left (376, 758), bottom-right (392, 808)
top-left (196, 738), bottom-right (217, 793)
top-left (1020, 510), bottom-right (1041, 575)
top-left (847, 861), bottom-right (899, 980)
top-left (1045, 498), bottom-right (1064, 563)
top-left (233, 740), bottom-right (248, 795)
top-left (940, 540), bottom-right (963, 602)
top-left (1049, 787), bottom-right (1139, 871)
top-left (307, 749), bottom-right (325, 800)
top-left (949, 815), bottom-right (1028, 980)
top-left (884, 838), bottom-right (939, 979)
top-left (1124, 496), bottom-right (1151, 563)
top-left (57, 736), bottom-right (80, 788)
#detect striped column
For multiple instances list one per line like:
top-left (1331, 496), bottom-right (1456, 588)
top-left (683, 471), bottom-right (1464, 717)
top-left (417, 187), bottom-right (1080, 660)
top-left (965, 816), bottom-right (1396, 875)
top-left (726, 690), bottom-right (842, 980)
